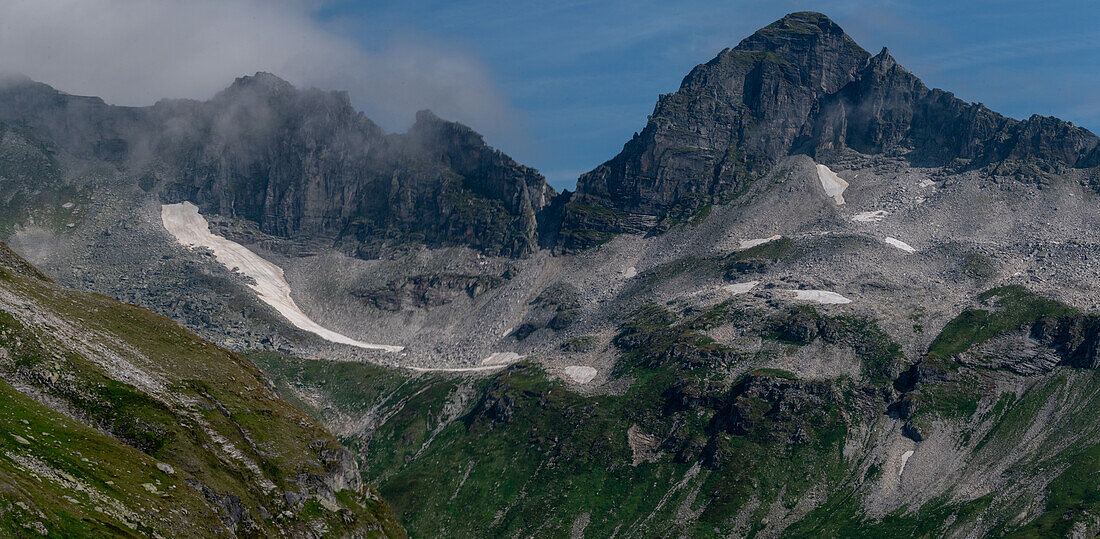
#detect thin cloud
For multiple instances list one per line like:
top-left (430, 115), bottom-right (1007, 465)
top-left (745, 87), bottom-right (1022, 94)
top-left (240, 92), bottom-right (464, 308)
top-left (0, 0), bottom-right (521, 139)
top-left (917, 32), bottom-right (1100, 72)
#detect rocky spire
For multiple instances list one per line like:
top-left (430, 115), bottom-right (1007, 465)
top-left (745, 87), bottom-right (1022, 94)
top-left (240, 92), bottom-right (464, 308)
top-left (563, 12), bottom-right (872, 249)
top-left (559, 12), bottom-right (1099, 251)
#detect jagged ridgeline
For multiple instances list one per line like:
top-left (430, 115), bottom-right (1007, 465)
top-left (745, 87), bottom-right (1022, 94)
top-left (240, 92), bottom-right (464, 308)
top-left (0, 243), bottom-right (405, 537)
top-left (0, 73), bottom-right (554, 258)
top-left (0, 12), bottom-right (1095, 258)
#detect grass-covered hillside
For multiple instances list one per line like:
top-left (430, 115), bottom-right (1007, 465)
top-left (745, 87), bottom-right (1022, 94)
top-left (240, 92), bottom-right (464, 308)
top-left (0, 243), bottom-right (405, 537)
top-left (258, 286), bottom-right (1100, 537)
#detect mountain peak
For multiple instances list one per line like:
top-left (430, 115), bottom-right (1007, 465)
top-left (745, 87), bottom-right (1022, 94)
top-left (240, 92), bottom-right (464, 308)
top-left (567, 12), bottom-right (872, 232)
top-left (220, 71), bottom-right (295, 98)
top-left (413, 108), bottom-right (444, 126)
top-left (751, 11), bottom-right (837, 33)
top-left (722, 12), bottom-right (870, 99)
top-left (867, 45), bottom-right (901, 72)
top-left (753, 11), bottom-right (839, 34)
top-left (562, 11), bottom-right (1099, 250)
top-left (736, 11), bottom-right (863, 57)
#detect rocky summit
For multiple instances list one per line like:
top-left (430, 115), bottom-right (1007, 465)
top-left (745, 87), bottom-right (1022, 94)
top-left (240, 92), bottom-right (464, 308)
top-left (556, 11), bottom-right (1099, 250)
top-left (3, 9), bottom-right (1100, 538)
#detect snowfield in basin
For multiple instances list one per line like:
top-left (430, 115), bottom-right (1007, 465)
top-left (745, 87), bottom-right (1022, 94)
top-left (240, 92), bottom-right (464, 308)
top-left (161, 203), bottom-right (403, 353)
top-left (739, 235), bottom-right (782, 250)
top-left (816, 164), bottom-right (848, 204)
top-left (564, 366), bottom-right (598, 384)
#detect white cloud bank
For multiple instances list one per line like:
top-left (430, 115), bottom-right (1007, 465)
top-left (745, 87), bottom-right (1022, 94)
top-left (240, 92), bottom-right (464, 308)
top-left (0, 0), bottom-right (519, 137)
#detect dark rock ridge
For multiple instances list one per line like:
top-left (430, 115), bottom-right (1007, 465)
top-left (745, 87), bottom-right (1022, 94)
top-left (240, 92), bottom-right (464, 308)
top-left (804, 47), bottom-right (1099, 168)
top-left (558, 12), bottom-right (1100, 250)
top-left (0, 73), bottom-right (554, 258)
top-left (1, 12), bottom-right (1097, 257)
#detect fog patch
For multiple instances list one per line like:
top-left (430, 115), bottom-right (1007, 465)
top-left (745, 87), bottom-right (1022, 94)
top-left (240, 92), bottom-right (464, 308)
top-left (0, 0), bottom-right (520, 141)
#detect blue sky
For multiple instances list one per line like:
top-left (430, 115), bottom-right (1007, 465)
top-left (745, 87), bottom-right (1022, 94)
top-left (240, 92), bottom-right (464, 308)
top-left (308, 1), bottom-right (1100, 190)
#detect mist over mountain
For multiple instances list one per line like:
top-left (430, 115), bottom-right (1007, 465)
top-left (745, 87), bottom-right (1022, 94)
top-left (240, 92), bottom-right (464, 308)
top-left (0, 72), bottom-right (554, 258)
top-left (0, 0), bottom-right (522, 144)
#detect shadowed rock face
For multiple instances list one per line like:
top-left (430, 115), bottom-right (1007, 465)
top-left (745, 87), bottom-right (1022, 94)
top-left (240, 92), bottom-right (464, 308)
top-left (573, 13), bottom-right (870, 217)
top-left (0, 73), bottom-right (554, 258)
top-left (559, 11), bottom-right (1100, 251)
top-left (804, 48), bottom-right (1100, 168)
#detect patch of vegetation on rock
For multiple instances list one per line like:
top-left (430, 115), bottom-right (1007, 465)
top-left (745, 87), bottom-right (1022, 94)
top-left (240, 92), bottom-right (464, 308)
top-left (724, 236), bottom-right (801, 276)
top-left (929, 285), bottom-right (1076, 359)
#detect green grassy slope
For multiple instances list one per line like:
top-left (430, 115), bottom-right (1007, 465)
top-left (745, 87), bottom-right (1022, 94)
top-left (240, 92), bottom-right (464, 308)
top-left (254, 302), bottom-right (899, 537)
top-left (0, 375), bottom-right (224, 536)
top-left (259, 287), bottom-right (1100, 537)
top-left (0, 243), bottom-right (405, 537)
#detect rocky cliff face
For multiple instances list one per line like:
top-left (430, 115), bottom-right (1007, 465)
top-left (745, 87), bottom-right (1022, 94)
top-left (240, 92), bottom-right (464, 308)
top-left (804, 48), bottom-right (1099, 169)
top-left (0, 73), bottom-right (554, 258)
top-left (571, 13), bottom-right (869, 218)
top-left (558, 12), bottom-right (1100, 250)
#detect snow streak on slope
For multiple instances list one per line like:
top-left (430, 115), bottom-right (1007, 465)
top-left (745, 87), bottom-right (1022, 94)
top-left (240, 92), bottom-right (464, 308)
top-left (884, 237), bottom-right (917, 253)
top-left (791, 289), bottom-right (852, 304)
top-left (723, 281), bottom-right (759, 295)
top-left (852, 210), bottom-right (888, 222)
top-left (739, 235), bottom-right (782, 249)
top-left (161, 202), bottom-right (403, 353)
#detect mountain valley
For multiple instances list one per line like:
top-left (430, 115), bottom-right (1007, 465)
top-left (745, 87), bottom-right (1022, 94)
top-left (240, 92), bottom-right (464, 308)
top-left (2, 10), bottom-right (1100, 537)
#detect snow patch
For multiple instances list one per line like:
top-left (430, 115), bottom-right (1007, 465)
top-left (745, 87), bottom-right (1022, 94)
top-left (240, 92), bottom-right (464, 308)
top-left (739, 235), bottom-right (782, 250)
top-left (899, 449), bottom-right (914, 476)
top-left (918, 179), bottom-right (936, 188)
top-left (852, 210), bottom-right (888, 223)
top-left (408, 352), bottom-right (523, 373)
top-left (790, 290), bottom-right (852, 305)
top-left (622, 266), bottom-right (637, 279)
top-left (564, 366), bottom-right (598, 384)
top-left (161, 202), bottom-right (403, 353)
top-left (482, 352), bottom-right (522, 366)
top-left (407, 364), bottom-right (510, 373)
top-left (884, 237), bottom-right (916, 253)
top-left (816, 164), bottom-right (848, 205)
top-left (722, 281), bottom-right (759, 295)
top-left (61, 202), bottom-right (75, 210)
